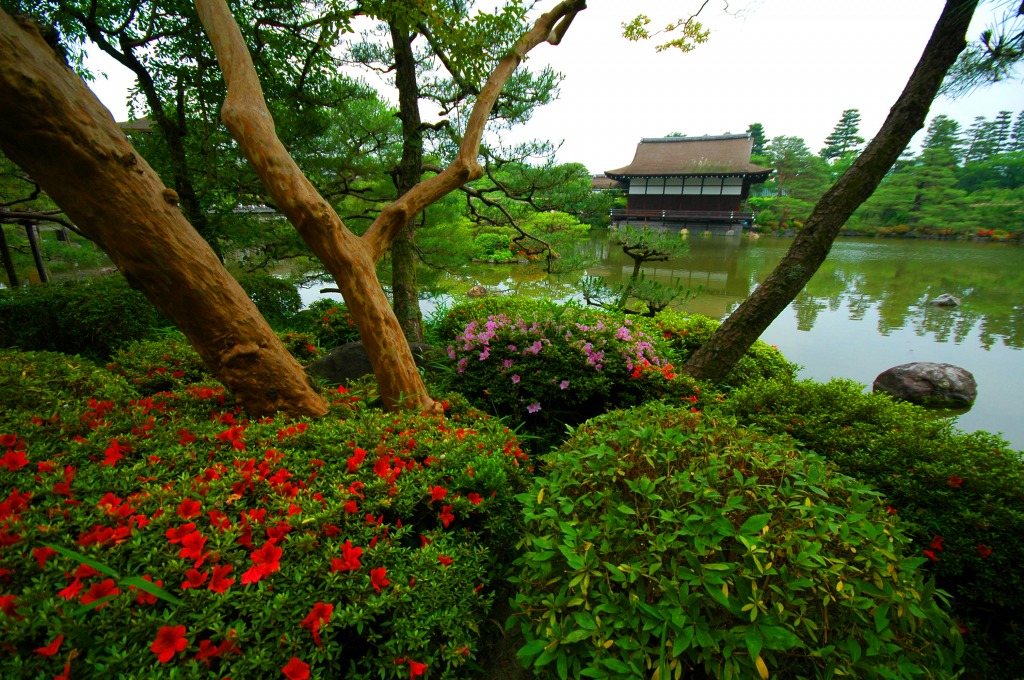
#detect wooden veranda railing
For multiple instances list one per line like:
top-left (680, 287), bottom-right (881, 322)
top-left (609, 209), bottom-right (755, 224)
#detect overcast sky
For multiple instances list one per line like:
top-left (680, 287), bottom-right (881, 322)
top-left (84, 0), bottom-right (1024, 174)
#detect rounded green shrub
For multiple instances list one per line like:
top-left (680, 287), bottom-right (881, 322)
top-left (277, 331), bottom-right (325, 364)
top-left (437, 303), bottom-right (700, 453)
top-left (106, 334), bottom-right (214, 396)
top-left (291, 299), bottom-right (362, 349)
top-left (472, 232), bottom-right (516, 263)
top-left (0, 350), bottom-right (531, 679)
top-left (0, 349), bottom-right (136, 427)
top-left (512, 402), bottom-right (961, 680)
top-left (236, 272), bottom-right (302, 329)
top-left (719, 378), bottom-right (1024, 678)
top-left (0, 275), bottom-right (167, 359)
top-left (653, 310), bottom-right (798, 387)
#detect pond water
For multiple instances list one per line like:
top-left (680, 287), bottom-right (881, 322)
top-left (301, 233), bottom-right (1024, 450)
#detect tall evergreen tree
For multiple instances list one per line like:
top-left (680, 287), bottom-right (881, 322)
top-left (922, 113), bottom-right (964, 163)
top-left (993, 109), bottom-right (1014, 152)
top-left (746, 122), bottom-right (766, 155)
top-left (819, 108), bottom-right (865, 160)
top-left (964, 115), bottom-right (1001, 161)
top-left (1011, 110), bottom-right (1024, 152)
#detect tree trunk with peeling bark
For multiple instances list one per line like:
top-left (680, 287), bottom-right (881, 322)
top-left (0, 12), bottom-right (329, 419)
top-left (0, 0), bottom-right (586, 415)
top-left (190, 0), bottom-right (583, 411)
top-left (684, 0), bottom-right (979, 384)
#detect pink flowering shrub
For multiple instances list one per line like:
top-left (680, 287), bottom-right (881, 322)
top-left (436, 301), bottom-right (700, 452)
top-left (0, 348), bottom-right (530, 679)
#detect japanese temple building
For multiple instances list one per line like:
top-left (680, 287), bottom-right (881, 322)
top-left (604, 134), bottom-right (772, 230)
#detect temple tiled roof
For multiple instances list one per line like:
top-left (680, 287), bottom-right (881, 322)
top-left (606, 134), bottom-right (772, 178)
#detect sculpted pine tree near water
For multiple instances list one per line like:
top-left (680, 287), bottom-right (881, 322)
top-left (0, 0), bottom-right (585, 416)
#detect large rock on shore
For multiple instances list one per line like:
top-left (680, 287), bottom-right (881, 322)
top-left (872, 362), bottom-right (977, 408)
top-left (307, 341), bottom-right (438, 387)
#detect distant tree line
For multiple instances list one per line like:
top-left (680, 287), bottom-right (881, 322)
top-left (745, 109), bottom-right (1024, 239)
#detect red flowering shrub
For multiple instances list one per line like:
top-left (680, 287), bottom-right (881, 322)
top-left (106, 335), bottom-right (212, 395)
top-left (295, 300), bottom-right (363, 349)
top-left (0, 348), bottom-right (530, 679)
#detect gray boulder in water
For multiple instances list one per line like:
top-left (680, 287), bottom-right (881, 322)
top-left (872, 362), bottom-right (977, 408)
top-left (307, 341), bottom-right (438, 387)
top-left (928, 293), bottom-right (961, 307)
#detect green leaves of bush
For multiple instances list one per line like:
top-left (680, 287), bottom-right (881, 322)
top-left (0, 276), bottom-right (167, 359)
top-left (512, 402), bottom-right (961, 679)
top-left (719, 377), bottom-right (1024, 677)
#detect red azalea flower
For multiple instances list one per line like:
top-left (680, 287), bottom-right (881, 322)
top-left (208, 565), bottom-right (235, 594)
top-left (300, 602), bottom-right (333, 648)
top-left (32, 546), bottom-right (57, 569)
top-left (947, 475), bottom-right (964, 488)
top-left (924, 549), bottom-right (939, 562)
top-left (166, 523), bottom-right (198, 544)
top-left (179, 530), bottom-right (209, 565)
top-left (429, 485), bottom-right (447, 503)
top-left (282, 657), bottom-right (310, 680)
top-left (73, 564), bottom-right (101, 579)
top-left (979, 544), bottom-right (993, 559)
top-left (370, 567), bottom-right (390, 594)
top-left (102, 438), bottom-right (132, 467)
top-left (58, 578), bottom-right (83, 600)
top-left (181, 569), bottom-right (208, 590)
top-left (440, 505), bottom-right (455, 528)
top-left (0, 449), bottom-right (28, 471)
top-left (344, 500), bottom-right (358, 514)
top-left (241, 542), bottom-right (282, 585)
top-left (467, 492), bottom-right (482, 505)
top-left (151, 625), bottom-right (188, 663)
top-left (0, 433), bottom-right (17, 448)
top-left (407, 659), bottom-right (428, 678)
top-left (208, 509), bottom-right (231, 532)
top-left (177, 498), bottom-right (202, 520)
top-left (331, 540), bottom-right (363, 573)
top-left (886, 505), bottom-right (897, 515)
top-left (438, 555), bottom-right (453, 566)
top-left (0, 594), bottom-right (25, 619)
top-left (81, 579), bottom-right (120, 609)
top-left (929, 535), bottom-right (945, 552)
top-left (347, 447), bottom-right (367, 472)
top-left (34, 634), bottom-right (63, 656)
top-left (133, 574), bottom-right (163, 605)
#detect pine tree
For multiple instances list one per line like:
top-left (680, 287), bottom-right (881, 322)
top-left (1012, 111), bottom-right (1024, 152)
top-left (922, 114), bottom-right (964, 164)
top-left (746, 123), bottom-right (766, 155)
top-left (964, 115), bottom-right (1000, 162)
top-left (819, 109), bottom-right (865, 160)
top-left (993, 110), bottom-right (1014, 153)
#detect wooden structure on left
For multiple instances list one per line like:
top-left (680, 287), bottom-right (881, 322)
top-left (605, 134), bottom-right (772, 230)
